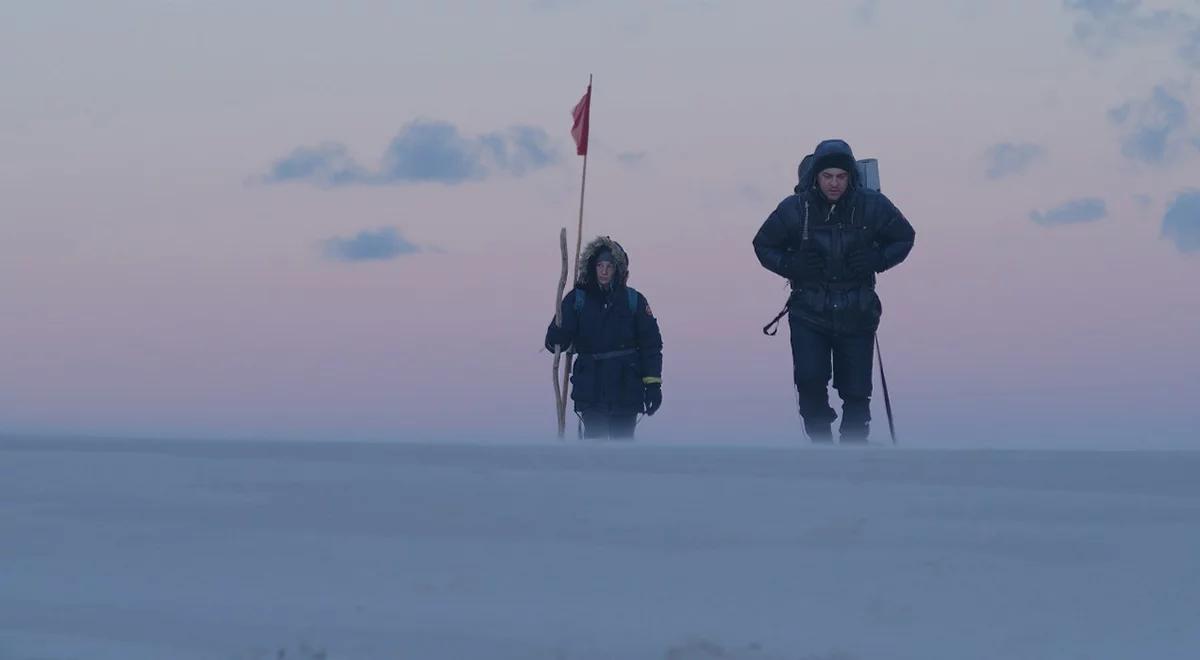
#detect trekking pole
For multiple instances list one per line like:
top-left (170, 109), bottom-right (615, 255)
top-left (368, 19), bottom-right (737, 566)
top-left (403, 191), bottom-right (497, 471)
top-left (875, 334), bottom-right (897, 445)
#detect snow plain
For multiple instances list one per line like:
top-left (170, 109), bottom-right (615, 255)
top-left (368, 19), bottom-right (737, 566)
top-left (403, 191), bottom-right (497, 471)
top-left (2, 436), bottom-right (1198, 660)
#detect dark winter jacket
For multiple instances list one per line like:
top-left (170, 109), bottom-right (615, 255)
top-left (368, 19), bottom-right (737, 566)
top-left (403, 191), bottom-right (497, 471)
top-left (753, 139), bottom-right (916, 336)
top-left (545, 236), bottom-right (664, 414)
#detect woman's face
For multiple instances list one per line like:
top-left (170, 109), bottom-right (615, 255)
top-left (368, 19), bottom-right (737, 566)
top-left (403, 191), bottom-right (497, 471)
top-left (595, 260), bottom-right (615, 286)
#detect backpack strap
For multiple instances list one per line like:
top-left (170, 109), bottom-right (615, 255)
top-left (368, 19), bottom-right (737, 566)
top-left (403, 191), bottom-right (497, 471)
top-left (573, 287), bottom-right (638, 313)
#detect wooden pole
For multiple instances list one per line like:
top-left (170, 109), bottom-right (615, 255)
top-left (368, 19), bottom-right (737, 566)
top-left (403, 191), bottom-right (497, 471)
top-left (560, 74), bottom-right (592, 438)
top-left (573, 146), bottom-right (588, 276)
top-left (571, 74), bottom-right (592, 281)
top-left (552, 228), bottom-right (569, 437)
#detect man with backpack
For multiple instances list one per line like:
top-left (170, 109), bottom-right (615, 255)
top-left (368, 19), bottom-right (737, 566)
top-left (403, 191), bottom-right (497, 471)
top-left (545, 236), bottom-right (663, 439)
top-left (753, 139), bottom-right (916, 443)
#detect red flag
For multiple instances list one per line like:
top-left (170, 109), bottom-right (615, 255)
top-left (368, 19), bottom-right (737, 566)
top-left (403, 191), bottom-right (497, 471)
top-left (571, 83), bottom-right (591, 156)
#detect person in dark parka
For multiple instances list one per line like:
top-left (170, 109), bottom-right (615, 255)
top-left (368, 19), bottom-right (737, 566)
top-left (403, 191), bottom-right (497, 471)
top-left (752, 139), bottom-right (915, 443)
top-left (546, 236), bottom-right (663, 439)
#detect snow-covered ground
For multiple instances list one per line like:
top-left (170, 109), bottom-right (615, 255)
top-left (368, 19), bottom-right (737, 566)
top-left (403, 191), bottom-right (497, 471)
top-left (2, 436), bottom-right (1198, 660)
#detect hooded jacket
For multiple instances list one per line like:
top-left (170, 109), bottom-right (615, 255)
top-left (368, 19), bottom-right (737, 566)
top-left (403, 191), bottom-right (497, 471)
top-left (753, 139), bottom-right (916, 336)
top-left (545, 236), bottom-right (664, 413)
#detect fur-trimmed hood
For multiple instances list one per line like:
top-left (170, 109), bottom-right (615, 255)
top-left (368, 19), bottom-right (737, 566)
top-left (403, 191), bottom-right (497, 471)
top-left (576, 235), bottom-right (629, 288)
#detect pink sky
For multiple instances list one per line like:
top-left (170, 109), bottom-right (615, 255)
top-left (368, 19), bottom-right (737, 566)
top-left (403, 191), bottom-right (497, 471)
top-left (2, 1), bottom-right (1198, 447)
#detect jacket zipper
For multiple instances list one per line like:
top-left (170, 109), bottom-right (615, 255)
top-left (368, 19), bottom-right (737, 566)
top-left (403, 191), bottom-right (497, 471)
top-left (829, 204), bottom-right (841, 333)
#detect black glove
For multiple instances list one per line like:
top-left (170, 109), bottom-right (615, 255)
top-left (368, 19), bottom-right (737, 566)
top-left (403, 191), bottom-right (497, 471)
top-left (545, 324), bottom-right (570, 351)
top-left (845, 246), bottom-right (883, 277)
top-left (643, 382), bottom-right (662, 416)
top-left (789, 248), bottom-right (825, 281)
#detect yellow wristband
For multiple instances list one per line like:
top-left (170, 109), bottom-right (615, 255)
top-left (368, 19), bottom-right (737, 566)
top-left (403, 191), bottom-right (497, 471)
top-left (642, 376), bottom-right (662, 385)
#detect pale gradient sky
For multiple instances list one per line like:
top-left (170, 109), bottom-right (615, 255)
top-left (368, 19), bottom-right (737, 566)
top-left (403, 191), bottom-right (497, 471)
top-left (2, 0), bottom-right (1198, 447)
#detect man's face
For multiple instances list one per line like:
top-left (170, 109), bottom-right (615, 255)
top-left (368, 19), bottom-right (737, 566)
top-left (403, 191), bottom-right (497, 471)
top-left (595, 260), bottom-right (616, 286)
top-left (818, 168), bottom-right (849, 202)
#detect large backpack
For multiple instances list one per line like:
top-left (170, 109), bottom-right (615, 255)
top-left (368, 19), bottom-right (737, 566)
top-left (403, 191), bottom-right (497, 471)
top-left (574, 287), bottom-right (639, 314)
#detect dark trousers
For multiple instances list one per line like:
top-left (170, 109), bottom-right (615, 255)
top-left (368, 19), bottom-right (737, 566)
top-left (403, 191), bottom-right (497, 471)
top-left (580, 410), bottom-right (638, 439)
top-left (788, 315), bottom-right (874, 442)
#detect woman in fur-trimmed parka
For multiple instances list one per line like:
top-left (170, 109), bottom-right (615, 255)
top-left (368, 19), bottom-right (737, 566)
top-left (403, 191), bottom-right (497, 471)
top-left (545, 236), bottom-right (663, 439)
